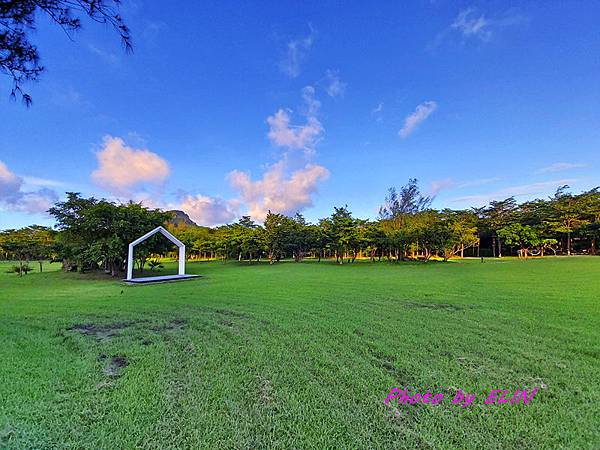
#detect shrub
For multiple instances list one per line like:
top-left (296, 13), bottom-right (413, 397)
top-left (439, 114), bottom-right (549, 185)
top-left (148, 259), bottom-right (164, 272)
top-left (6, 263), bottom-right (33, 275)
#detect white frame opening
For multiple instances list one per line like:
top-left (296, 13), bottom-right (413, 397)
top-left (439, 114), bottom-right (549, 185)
top-left (126, 226), bottom-right (186, 281)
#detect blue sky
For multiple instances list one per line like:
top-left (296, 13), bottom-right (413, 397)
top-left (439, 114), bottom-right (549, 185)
top-left (1, 1), bottom-right (599, 228)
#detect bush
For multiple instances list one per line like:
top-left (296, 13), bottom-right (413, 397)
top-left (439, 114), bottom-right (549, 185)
top-left (148, 259), bottom-right (164, 272)
top-left (6, 263), bottom-right (33, 275)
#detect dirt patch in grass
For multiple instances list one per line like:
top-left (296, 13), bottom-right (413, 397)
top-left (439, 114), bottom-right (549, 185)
top-left (257, 374), bottom-right (274, 404)
top-left (151, 319), bottom-right (187, 333)
top-left (99, 355), bottom-right (129, 378)
top-left (456, 356), bottom-right (486, 374)
top-left (67, 317), bottom-right (187, 347)
top-left (68, 322), bottom-right (134, 342)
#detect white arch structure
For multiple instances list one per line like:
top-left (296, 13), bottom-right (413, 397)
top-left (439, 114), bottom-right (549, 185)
top-left (126, 226), bottom-right (186, 282)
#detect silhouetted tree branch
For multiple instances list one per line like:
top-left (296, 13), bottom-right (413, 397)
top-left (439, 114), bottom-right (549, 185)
top-left (0, 0), bottom-right (132, 106)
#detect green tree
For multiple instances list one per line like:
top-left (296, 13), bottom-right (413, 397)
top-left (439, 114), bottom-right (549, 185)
top-left (579, 188), bottom-right (600, 254)
top-left (497, 223), bottom-right (541, 259)
top-left (485, 197), bottom-right (517, 257)
top-left (329, 206), bottom-right (358, 264)
top-left (264, 211), bottom-right (288, 264)
top-left (546, 186), bottom-right (588, 256)
top-left (48, 193), bottom-right (171, 276)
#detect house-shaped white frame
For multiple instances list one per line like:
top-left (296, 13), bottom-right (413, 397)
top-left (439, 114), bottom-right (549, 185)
top-left (126, 226), bottom-right (186, 281)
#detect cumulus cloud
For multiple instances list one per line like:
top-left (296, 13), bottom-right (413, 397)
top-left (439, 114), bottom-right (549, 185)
top-left (325, 70), bottom-right (346, 98)
top-left (229, 160), bottom-right (329, 222)
top-left (92, 136), bottom-right (170, 195)
top-left (280, 26), bottom-right (316, 78)
top-left (399, 101), bottom-right (437, 138)
top-left (267, 111), bottom-right (322, 151)
top-left (267, 86), bottom-right (323, 152)
top-left (0, 161), bottom-right (58, 214)
top-left (536, 162), bottom-right (585, 174)
top-left (179, 194), bottom-right (239, 226)
top-left (235, 85), bottom-right (329, 222)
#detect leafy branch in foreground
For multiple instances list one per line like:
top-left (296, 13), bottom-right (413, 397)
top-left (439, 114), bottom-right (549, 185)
top-left (0, 0), bottom-right (131, 105)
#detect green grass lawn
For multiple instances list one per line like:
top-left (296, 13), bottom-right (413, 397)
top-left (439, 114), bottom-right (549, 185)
top-left (1, 257), bottom-right (599, 449)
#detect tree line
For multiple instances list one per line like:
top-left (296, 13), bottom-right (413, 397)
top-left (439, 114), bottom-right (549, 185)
top-left (1, 180), bottom-right (599, 276)
top-left (172, 180), bottom-right (600, 264)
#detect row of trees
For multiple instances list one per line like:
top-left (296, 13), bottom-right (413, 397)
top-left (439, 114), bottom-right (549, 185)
top-left (169, 180), bottom-right (600, 264)
top-left (1, 181), bottom-right (599, 276)
top-left (172, 206), bottom-right (479, 264)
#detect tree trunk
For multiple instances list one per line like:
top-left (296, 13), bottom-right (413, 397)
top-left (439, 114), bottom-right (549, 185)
top-left (567, 230), bottom-right (572, 256)
top-left (39, 261), bottom-right (43, 272)
top-left (492, 237), bottom-right (496, 257)
top-left (592, 238), bottom-right (596, 255)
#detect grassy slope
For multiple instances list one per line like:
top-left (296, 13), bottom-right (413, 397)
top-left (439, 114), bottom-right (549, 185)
top-left (0, 258), bottom-right (599, 449)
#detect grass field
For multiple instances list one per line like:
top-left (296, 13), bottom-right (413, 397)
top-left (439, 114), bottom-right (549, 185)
top-left (1, 257), bottom-right (599, 449)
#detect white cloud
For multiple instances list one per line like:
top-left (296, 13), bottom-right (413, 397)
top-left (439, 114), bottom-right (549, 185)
top-left (536, 162), bottom-right (585, 174)
top-left (399, 101), bottom-right (437, 138)
top-left (429, 178), bottom-right (455, 196)
top-left (0, 161), bottom-right (22, 201)
top-left (371, 102), bottom-right (384, 122)
top-left (17, 189), bottom-right (58, 214)
top-left (441, 8), bottom-right (527, 45)
top-left (267, 111), bottom-right (322, 151)
top-left (88, 44), bottom-right (119, 64)
top-left (91, 136), bottom-right (170, 195)
top-left (22, 176), bottom-right (66, 188)
top-left (452, 9), bottom-right (491, 40)
top-left (457, 177), bottom-right (501, 189)
top-left (302, 85), bottom-right (321, 116)
top-left (372, 102), bottom-right (383, 115)
top-left (0, 161), bottom-right (58, 214)
top-left (452, 179), bottom-right (578, 206)
top-left (423, 177), bottom-right (502, 198)
top-left (325, 70), bottom-right (346, 98)
top-left (179, 194), bottom-right (238, 226)
top-left (280, 26), bottom-right (316, 78)
top-left (229, 160), bottom-right (329, 222)
top-left (235, 85), bottom-right (329, 222)
top-left (267, 86), bottom-right (323, 152)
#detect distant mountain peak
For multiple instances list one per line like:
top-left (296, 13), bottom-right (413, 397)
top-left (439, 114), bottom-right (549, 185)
top-left (167, 210), bottom-right (197, 227)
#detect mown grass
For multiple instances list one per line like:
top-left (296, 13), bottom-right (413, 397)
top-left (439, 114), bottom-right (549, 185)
top-left (1, 257), bottom-right (599, 449)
